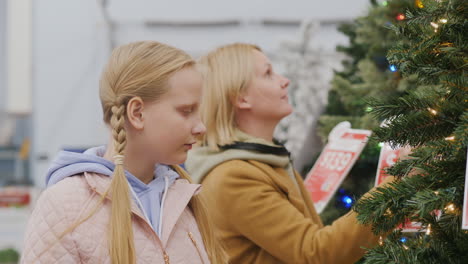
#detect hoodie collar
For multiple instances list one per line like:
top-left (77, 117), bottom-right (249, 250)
top-left (45, 146), bottom-right (179, 190)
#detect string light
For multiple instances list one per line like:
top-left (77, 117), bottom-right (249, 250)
top-left (389, 64), bottom-right (398, 72)
top-left (434, 191), bottom-right (439, 195)
top-left (427, 107), bottom-right (437, 115)
top-left (385, 208), bottom-right (393, 216)
top-left (430, 22), bottom-right (439, 29)
top-left (445, 136), bottom-right (455, 141)
top-left (341, 195), bottom-right (354, 208)
top-left (426, 224), bottom-right (432, 235)
top-left (403, 245), bottom-right (409, 250)
top-left (382, 1), bottom-right (388, 6)
top-left (379, 236), bottom-right (384, 246)
top-left (415, 0), bottom-right (424, 8)
top-left (439, 18), bottom-right (448, 23)
top-left (445, 203), bottom-right (455, 212)
top-left (396, 14), bottom-right (406, 21)
top-left (400, 237), bottom-right (408, 243)
top-left (379, 142), bottom-right (385, 148)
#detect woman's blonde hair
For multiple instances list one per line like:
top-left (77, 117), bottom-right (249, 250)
top-left (92, 41), bottom-right (226, 263)
top-left (198, 43), bottom-right (261, 150)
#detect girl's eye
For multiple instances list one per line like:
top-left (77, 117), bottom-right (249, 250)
top-left (182, 108), bottom-right (193, 115)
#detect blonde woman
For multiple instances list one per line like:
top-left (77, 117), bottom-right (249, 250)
top-left (186, 43), bottom-right (394, 264)
top-left (21, 41), bottom-right (227, 264)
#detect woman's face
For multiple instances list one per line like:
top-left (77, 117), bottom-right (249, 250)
top-left (241, 50), bottom-right (292, 123)
top-left (137, 67), bottom-right (206, 165)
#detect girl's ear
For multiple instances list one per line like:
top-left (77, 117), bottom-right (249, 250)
top-left (126, 97), bottom-right (145, 130)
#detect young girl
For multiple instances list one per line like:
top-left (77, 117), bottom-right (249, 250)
top-left (185, 43), bottom-right (395, 264)
top-left (21, 41), bottom-right (227, 264)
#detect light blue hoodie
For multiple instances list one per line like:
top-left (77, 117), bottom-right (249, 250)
top-left (46, 146), bottom-right (179, 236)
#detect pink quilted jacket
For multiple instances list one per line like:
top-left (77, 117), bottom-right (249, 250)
top-left (20, 172), bottom-right (211, 264)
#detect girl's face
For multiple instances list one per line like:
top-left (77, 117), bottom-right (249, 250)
top-left (241, 50), bottom-right (292, 123)
top-left (137, 67), bottom-right (206, 165)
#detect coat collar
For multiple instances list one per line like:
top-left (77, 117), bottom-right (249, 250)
top-left (160, 179), bottom-right (200, 246)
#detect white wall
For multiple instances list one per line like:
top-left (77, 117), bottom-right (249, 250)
top-left (32, 0), bottom-right (110, 186)
top-left (32, 0), bottom-right (372, 185)
top-left (108, 0), bottom-right (370, 22)
top-left (0, 0), bottom-right (5, 111)
top-left (6, 0), bottom-right (32, 115)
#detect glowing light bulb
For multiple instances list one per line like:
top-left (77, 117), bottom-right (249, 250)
top-left (445, 203), bottom-right (455, 212)
top-left (439, 18), bottom-right (448, 23)
top-left (415, 0), bottom-right (424, 8)
top-left (445, 136), bottom-right (455, 141)
top-left (389, 65), bottom-right (397, 72)
top-left (427, 108), bottom-right (437, 115)
top-left (426, 224), bottom-right (431, 235)
top-left (341, 195), bottom-right (353, 208)
top-left (396, 14), bottom-right (406, 21)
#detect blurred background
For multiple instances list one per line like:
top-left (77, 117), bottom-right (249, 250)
top-left (0, 0), bottom-right (377, 260)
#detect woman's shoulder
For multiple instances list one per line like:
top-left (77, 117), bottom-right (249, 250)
top-left (207, 159), bottom-right (273, 186)
top-left (213, 159), bottom-right (270, 173)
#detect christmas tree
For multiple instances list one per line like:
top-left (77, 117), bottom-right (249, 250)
top-left (354, 0), bottom-right (468, 263)
top-left (317, 0), bottom-right (417, 224)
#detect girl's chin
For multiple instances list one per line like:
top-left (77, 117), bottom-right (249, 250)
top-left (159, 154), bottom-right (187, 166)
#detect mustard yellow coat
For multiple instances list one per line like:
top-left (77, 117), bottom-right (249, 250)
top-left (199, 159), bottom-right (380, 264)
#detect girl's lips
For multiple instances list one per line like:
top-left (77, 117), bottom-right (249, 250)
top-left (184, 143), bottom-right (195, 150)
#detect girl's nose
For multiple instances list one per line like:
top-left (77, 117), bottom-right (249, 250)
top-left (193, 121), bottom-right (206, 135)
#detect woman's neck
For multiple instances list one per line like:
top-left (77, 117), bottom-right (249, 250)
top-left (235, 115), bottom-right (277, 143)
top-left (103, 140), bottom-right (155, 184)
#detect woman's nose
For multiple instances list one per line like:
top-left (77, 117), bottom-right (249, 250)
top-left (281, 75), bottom-right (290, 88)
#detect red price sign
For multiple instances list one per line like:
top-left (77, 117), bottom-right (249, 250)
top-left (462, 148), bottom-right (468, 230)
top-left (318, 151), bottom-right (353, 172)
top-left (375, 143), bottom-right (400, 186)
top-left (304, 122), bottom-right (371, 213)
top-left (375, 143), bottom-right (442, 232)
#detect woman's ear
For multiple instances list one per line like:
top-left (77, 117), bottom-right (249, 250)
top-left (126, 97), bottom-right (145, 130)
top-left (234, 92), bottom-right (252, 110)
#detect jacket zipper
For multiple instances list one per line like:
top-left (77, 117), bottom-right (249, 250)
top-left (163, 251), bottom-right (170, 264)
top-left (132, 211), bottom-right (170, 264)
top-left (89, 178), bottom-right (171, 263)
top-left (188, 231), bottom-right (205, 264)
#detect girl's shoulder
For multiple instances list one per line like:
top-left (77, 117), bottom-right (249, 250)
top-left (44, 174), bottom-right (89, 197)
top-left (35, 174), bottom-right (94, 216)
